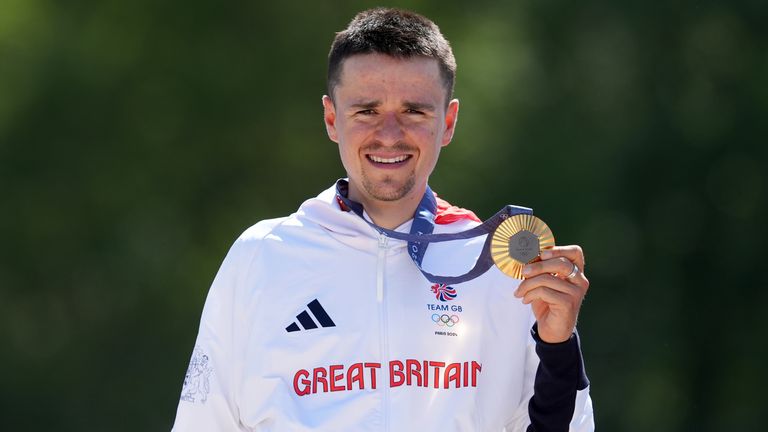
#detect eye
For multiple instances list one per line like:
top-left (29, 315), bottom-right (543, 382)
top-left (405, 108), bottom-right (425, 115)
top-left (356, 109), bottom-right (376, 115)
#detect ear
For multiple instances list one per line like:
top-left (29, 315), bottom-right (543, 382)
top-left (322, 95), bottom-right (339, 143)
top-left (441, 99), bottom-right (460, 147)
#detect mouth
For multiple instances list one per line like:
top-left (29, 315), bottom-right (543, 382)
top-left (367, 154), bottom-right (412, 164)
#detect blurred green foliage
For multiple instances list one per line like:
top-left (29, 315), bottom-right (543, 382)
top-left (1, 0), bottom-right (766, 430)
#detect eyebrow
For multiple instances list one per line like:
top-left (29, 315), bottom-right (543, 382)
top-left (403, 101), bottom-right (436, 112)
top-left (347, 100), bottom-right (437, 112)
top-left (349, 101), bottom-right (382, 110)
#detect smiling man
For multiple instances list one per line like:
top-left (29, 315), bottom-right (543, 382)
top-left (323, 53), bottom-right (458, 230)
top-left (172, 8), bottom-right (594, 432)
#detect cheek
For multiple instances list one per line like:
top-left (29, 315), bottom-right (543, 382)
top-left (338, 122), bottom-right (372, 143)
top-left (413, 119), bottom-right (443, 139)
top-left (409, 125), bottom-right (440, 149)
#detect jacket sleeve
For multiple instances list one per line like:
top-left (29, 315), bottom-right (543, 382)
top-left (505, 324), bottom-right (595, 432)
top-left (171, 233), bottom-right (258, 432)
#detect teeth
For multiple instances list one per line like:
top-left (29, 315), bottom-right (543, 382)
top-left (369, 155), bottom-right (409, 164)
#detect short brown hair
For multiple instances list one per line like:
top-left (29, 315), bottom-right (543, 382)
top-left (327, 8), bottom-right (456, 103)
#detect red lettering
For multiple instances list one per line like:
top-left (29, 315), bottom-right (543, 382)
top-left (444, 362), bottom-right (461, 389)
top-left (389, 360), bottom-right (405, 387)
top-left (364, 362), bottom-right (381, 390)
top-left (293, 369), bottom-right (311, 396)
top-left (406, 359), bottom-right (422, 387)
top-left (329, 364), bottom-right (345, 392)
top-left (294, 360), bottom-right (479, 395)
top-left (313, 367), bottom-right (328, 394)
top-left (471, 361), bottom-right (482, 387)
top-left (347, 363), bottom-right (364, 390)
top-left (429, 361), bottom-right (446, 389)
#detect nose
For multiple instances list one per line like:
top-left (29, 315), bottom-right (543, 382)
top-left (373, 112), bottom-right (405, 144)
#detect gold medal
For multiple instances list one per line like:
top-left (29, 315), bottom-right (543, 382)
top-left (490, 214), bottom-right (555, 279)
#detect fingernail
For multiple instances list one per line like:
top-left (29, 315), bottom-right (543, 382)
top-left (522, 266), bottom-right (532, 276)
top-left (541, 250), bottom-right (552, 259)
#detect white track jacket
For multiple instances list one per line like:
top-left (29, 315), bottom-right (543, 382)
top-left (172, 183), bottom-right (594, 431)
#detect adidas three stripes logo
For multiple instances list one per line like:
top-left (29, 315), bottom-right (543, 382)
top-left (285, 299), bottom-right (336, 332)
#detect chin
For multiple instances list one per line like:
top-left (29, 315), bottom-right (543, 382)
top-left (362, 177), bottom-right (416, 202)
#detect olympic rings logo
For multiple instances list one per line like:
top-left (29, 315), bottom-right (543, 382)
top-left (431, 314), bottom-right (460, 327)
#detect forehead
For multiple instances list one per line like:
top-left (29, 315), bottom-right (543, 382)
top-left (336, 53), bottom-right (445, 105)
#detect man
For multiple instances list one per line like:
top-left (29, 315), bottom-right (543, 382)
top-left (172, 8), bottom-right (593, 431)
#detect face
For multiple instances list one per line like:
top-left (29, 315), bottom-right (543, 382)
top-left (323, 53), bottom-right (459, 208)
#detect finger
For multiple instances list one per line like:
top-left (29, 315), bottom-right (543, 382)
top-left (540, 245), bottom-right (586, 271)
top-left (521, 285), bottom-right (572, 307)
top-left (522, 256), bottom-right (574, 279)
top-left (515, 273), bottom-right (586, 299)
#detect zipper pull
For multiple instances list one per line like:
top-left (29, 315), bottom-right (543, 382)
top-left (378, 233), bottom-right (389, 249)
top-left (376, 233), bottom-right (388, 303)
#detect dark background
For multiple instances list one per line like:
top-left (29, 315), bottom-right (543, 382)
top-left (1, 0), bottom-right (766, 430)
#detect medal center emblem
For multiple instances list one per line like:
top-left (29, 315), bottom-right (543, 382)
top-left (508, 230), bottom-right (539, 264)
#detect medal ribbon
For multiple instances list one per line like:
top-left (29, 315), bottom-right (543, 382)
top-left (335, 179), bottom-right (532, 285)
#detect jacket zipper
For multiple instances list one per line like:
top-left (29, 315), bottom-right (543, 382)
top-left (376, 233), bottom-right (390, 432)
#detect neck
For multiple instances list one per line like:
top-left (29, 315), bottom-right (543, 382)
top-left (349, 185), bottom-right (426, 230)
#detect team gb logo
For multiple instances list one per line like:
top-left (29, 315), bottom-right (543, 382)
top-left (431, 284), bottom-right (457, 302)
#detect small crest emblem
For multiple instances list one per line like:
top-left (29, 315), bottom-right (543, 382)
top-left (180, 346), bottom-right (213, 404)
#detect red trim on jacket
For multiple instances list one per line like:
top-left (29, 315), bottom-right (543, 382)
top-left (434, 194), bottom-right (481, 225)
